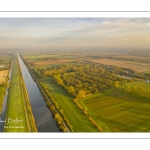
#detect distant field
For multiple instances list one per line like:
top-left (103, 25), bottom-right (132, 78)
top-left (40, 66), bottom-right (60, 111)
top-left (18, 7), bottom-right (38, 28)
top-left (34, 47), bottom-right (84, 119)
top-left (39, 77), bottom-right (99, 132)
top-left (0, 55), bottom-right (12, 64)
top-left (120, 81), bottom-right (150, 89)
top-left (23, 53), bottom-right (78, 67)
top-left (23, 54), bottom-right (77, 60)
top-left (113, 55), bottom-right (150, 61)
top-left (78, 88), bottom-right (150, 132)
top-left (147, 71), bottom-right (150, 74)
top-left (89, 59), bottom-right (150, 72)
top-left (0, 70), bottom-right (8, 83)
top-left (33, 59), bottom-right (74, 66)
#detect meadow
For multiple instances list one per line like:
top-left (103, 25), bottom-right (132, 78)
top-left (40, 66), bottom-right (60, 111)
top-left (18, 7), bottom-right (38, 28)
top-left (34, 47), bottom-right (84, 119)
top-left (0, 70), bottom-right (8, 109)
top-left (4, 57), bottom-right (28, 132)
top-left (23, 53), bottom-right (78, 60)
top-left (120, 81), bottom-right (150, 89)
top-left (33, 59), bottom-right (74, 66)
top-left (23, 53), bottom-right (78, 68)
top-left (0, 85), bottom-right (4, 96)
top-left (113, 55), bottom-right (150, 61)
top-left (0, 56), bottom-right (12, 64)
top-left (0, 85), bottom-right (5, 113)
top-left (78, 88), bottom-right (150, 132)
top-left (4, 56), bottom-right (36, 132)
top-left (0, 53), bottom-right (13, 69)
top-left (39, 77), bottom-right (99, 132)
top-left (89, 59), bottom-right (150, 72)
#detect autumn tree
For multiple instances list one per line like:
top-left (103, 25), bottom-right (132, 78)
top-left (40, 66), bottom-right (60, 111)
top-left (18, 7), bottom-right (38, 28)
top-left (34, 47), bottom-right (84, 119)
top-left (77, 90), bottom-right (85, 98)
top-left (113, 81), bottom-right (120, 88)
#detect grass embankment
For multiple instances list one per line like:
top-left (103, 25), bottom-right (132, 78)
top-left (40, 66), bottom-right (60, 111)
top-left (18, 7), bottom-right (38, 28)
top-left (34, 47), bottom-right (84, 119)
top-left (4, 56), bottom-right (37, 132)
top-left (78, 87), bottom-right (150, 132)
top-left (39, 77), bottom-right (99, 132)
top-left (0, 85), bottom-right (5, 113)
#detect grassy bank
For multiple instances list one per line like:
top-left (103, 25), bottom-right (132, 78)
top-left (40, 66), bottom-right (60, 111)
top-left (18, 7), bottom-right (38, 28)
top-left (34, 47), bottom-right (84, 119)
top-left (39, 77), bottom-right (99, 132)
top-left (0, 85), bottom-right (5, 113)
top-left (4, 56), bottom-right (37, 132)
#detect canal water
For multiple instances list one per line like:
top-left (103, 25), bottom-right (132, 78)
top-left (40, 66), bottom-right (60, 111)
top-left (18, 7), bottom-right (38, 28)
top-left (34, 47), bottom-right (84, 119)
top-left (0, 60), bottom-right (13, 132)
top-left (17, 53), bottom-right (59, 132)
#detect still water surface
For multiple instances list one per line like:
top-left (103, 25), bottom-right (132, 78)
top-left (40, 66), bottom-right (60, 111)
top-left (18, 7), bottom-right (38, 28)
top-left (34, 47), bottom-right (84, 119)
top-left (17, 53), bottom-right (60, 132)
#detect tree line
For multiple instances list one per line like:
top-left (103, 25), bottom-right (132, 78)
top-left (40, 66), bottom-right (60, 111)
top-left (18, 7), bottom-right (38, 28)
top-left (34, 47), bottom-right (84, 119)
top-left (121, 85), bottom-right (150, 99)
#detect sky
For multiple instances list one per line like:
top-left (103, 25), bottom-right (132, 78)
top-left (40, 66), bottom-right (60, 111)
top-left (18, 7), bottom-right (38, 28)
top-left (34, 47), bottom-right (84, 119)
top-left (0, 18), bottom-right (150, 51)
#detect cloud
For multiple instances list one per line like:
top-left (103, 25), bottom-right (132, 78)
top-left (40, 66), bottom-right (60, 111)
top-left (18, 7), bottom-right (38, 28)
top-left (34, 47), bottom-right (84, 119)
top-left (0, 18), bottom-right (150, 50)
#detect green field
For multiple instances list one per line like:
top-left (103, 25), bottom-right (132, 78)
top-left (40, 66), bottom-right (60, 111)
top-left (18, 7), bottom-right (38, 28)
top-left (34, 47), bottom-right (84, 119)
top-left (78, 88), bottom-right (150, 132)
top-left (0, 85), bottom-right (4, 99)
top-left (32, 62), bottom-right (77, 69)
top-left (23, 54), bottom-right (77, 60)
top-left (39, 77), bottom-right (99, 132)
top-left (0, 85), bottom-right (5, 112)
top-left (0, 55), bottom-right (12, 65)
top-left (22, 53), bottom-right (78, 68)
top-left (4, 56), bottom-right (36, 132)
top-left (120, 81), bottom-right (150, 89)
top-left (4, 57), bottom-right (28, 132)
top-left (146, 71), bottom-right (150, 74)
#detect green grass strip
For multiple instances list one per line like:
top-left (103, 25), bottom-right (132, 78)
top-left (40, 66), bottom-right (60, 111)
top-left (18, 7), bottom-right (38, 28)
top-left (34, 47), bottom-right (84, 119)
top-left (4, 56), bottom-right (37, 132)
top-left (0, 85), bottom-right (5, 113)
top-left (39, 77), bottom-right (99, 132)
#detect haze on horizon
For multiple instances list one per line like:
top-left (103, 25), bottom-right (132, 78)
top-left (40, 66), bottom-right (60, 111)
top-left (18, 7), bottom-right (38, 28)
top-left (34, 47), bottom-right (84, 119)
top-left (0, 18), bottom-right (150, 51)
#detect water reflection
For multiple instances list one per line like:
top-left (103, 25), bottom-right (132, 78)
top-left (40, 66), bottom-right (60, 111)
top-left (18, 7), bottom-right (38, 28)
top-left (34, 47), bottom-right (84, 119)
top-left (17, 53), bottom-right (60, 132)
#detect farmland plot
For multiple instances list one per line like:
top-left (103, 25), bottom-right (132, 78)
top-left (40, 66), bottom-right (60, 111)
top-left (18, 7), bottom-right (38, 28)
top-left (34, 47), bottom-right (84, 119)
top-left (78, 89), bottom-right (150, 132)
top-left (89, 59), bottom-right (150, 72)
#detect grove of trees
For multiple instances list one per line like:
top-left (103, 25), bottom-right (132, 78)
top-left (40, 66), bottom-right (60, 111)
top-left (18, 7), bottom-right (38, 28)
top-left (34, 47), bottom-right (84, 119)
top-left (31, 62), bottom-right (136, 99)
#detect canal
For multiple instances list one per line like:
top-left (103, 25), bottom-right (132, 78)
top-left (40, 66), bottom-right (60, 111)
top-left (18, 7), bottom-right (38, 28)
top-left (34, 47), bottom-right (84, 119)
top-left (17, 53), bottom-right (60, 132)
